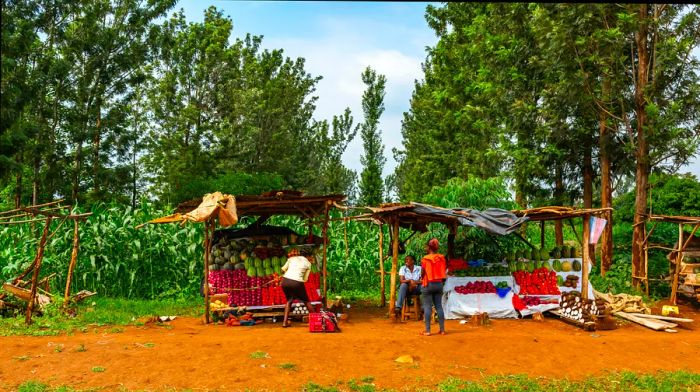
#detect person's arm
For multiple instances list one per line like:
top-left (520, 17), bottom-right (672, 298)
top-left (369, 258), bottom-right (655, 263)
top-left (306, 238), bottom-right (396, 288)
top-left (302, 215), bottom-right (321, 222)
top-left (281, 259), bottom-right (290, 273)
top-left (399, 274), bottom-right (408, 284)
top-left (303, 262), bottom-right (311, 282)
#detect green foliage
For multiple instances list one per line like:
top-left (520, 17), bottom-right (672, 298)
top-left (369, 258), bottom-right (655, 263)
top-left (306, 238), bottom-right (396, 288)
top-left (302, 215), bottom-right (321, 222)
top-left (357, 67), bottom-right (387, 206)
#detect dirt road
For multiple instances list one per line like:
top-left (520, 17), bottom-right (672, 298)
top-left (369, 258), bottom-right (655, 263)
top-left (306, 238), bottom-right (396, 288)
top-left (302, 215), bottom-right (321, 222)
top-left (2, 305), bottom-right (699, 391)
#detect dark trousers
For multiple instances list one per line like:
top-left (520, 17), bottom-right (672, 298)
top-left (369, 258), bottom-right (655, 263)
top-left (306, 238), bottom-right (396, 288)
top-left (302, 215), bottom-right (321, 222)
top-left (396, 282), bottom-right (422, 309)
top-left (421, 281), bottom-right (445, 333)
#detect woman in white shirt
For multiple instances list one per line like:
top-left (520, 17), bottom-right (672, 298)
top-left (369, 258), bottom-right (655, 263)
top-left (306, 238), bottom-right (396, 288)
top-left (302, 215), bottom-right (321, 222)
top-left (281, 247), bottom-right (314, 327)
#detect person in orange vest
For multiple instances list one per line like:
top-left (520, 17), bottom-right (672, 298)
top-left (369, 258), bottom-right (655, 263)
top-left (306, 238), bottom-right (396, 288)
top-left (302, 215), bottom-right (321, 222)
top-left (420, 238), bottom-right (446, 336)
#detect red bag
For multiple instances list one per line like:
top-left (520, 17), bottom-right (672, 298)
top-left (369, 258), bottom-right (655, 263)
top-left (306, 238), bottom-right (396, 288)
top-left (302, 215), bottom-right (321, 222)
top-left (309, 311), bottom-right (340, 333)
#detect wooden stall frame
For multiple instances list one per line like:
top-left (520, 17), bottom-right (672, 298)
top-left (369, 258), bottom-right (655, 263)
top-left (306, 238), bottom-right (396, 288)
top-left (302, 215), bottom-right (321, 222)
top-left (642, 215), bottom-right (700, 304)
top-left (0, 200), bottom-right (92, 324)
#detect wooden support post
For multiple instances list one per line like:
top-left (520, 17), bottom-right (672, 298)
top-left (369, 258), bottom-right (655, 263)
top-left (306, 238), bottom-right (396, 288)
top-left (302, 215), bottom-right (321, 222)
top-left (203, 220), bottom-right (212, 324)
top-left (25, 217), bottom-right (52, 325)
top-left (321, 202), bottom-right (330, 300)
top-left (389, 219), bottom-right (399, 320)
top-left (581, 214), bottom-right (590, 301)
top-left (670, 223), bottom-right (684, 305)
top-left (447, 224), bottom-right (456, 260)
top-left (379, 223), bottom-right (385, 307)
top-left (64, 220), bottom-right (80, 304)
top-left (540, 220), bottom-right (545, 249)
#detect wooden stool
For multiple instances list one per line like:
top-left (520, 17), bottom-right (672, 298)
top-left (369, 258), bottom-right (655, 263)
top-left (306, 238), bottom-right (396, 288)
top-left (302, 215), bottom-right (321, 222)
top-left (401, 295), bottom-right (422, 321)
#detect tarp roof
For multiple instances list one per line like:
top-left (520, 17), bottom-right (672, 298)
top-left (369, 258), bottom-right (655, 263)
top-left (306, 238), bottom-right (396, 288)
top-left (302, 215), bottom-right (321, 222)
top-left (175, 190), bottom-right (345, 220)
top-left (140, 192), bottom-right (238, 228)
top-left (367, 202), bottom-right (528, 236)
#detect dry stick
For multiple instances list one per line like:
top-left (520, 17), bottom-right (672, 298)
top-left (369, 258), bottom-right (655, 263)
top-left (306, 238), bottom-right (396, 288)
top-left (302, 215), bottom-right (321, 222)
top-left (0, 218), bottom-right (48, 225)
top-left (0, 199), bottom-right (65, 216)
top-left (0, 206), bottom-right (71, 221)
top-left (25, 217), bottom-right (52, 325)
top-left (64, 220), bottom-right (80, 304)
top-left (379, 223), bottom-right (385, 308)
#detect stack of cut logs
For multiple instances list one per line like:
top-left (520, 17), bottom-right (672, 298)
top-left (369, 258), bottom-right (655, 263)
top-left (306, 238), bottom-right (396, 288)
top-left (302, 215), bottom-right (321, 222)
top-left (559, 291), bottom-right (603, 323)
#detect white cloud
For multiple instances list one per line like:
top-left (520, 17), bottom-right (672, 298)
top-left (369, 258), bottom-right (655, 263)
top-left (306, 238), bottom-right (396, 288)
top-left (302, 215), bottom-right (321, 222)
top-left (263, 23), bottom-right (428, 175)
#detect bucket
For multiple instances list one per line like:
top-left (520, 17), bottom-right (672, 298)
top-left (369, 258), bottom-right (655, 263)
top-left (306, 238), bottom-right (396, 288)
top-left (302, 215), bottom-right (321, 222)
top-left (662, 305), bottom-right (679, 316)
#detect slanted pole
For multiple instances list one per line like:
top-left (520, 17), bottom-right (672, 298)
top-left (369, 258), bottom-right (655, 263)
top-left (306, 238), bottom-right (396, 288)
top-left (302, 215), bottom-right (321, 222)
top-left (26, 217), bottom-right (52, 325)
top-left (64, 220), bottom-right (80, 304)
top-left (389, 219), bottom-right (399, 320)
top-left (379, 223), bottom-right (385, 307)
top-left (581, 214), bottom-right (590, 301)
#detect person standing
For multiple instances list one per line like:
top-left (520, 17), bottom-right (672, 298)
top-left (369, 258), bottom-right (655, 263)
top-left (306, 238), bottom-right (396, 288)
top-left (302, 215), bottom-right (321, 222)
top-left (394, 255), bottom-right (422, 317)
top-left (420, 238), bottom-right (446, 336)
top-left (280, 247), bottom-right (314, 328)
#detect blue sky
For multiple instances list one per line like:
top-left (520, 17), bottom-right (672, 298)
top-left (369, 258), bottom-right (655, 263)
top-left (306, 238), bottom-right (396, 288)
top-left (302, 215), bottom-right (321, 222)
top-left (177, 1), bottom-right (700, 181)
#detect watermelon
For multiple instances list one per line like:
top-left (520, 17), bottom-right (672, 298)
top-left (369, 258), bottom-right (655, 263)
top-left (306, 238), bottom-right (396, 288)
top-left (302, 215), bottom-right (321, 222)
top-left (541, 260), bottom-right (550, 270)
top-left (516, 261), bottom-right (524, 271)
top-left (552, 259), bottom-right (562, 272)
top-left (557, 275), bottom-right (564, 286)
top-left (540, 248), bottom-right (549, 261)
top-left (572, 260), bottom-right (582, 272)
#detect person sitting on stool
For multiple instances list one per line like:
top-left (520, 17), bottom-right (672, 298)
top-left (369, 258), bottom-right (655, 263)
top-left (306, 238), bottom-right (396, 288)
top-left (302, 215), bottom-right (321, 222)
top-left (395, 255), bottom-right (422, 317)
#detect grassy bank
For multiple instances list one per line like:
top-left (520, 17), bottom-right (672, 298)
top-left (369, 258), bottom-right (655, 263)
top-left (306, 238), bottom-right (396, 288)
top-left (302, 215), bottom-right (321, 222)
top-left (12, 371), bottom-right (700, 391)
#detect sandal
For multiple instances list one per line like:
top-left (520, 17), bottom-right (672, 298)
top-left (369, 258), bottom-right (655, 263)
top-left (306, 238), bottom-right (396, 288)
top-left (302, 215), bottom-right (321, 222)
top-left (282, 321), bottom-right (291, 328)
top-left (439, 331), bottom-right (447, 335)
top-left (420, 331), bottom-right (431, 336)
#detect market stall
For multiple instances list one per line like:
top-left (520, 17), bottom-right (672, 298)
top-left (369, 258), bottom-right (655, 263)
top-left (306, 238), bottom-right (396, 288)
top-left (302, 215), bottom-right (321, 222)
top-left (141, 190), bottom-right (345, 323)
top-left (362, 204), bottom-right (609, 324)
top-left (364, 202), bottom-right (529, 320)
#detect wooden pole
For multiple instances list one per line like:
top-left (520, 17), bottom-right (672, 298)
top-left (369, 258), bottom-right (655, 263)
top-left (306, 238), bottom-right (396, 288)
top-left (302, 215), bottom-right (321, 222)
top-left (25, 217), bottom-right (52, 325)
top-left (321, 202), bottom-right (330, 300)
top-left (581, 214), bottom-right (590, 301)
top-left (670, 223), bottom-right (684, 305)
top-left (540, 220), bottom-right (545, 249)
top-left (64, 220), bottom-right (80, 304)
top-left (379, 223), bottom-right (385, 307)
top-left (389, 219), bottom-right (399, 320)
top-left (203, 220), bottom-right (212, 324)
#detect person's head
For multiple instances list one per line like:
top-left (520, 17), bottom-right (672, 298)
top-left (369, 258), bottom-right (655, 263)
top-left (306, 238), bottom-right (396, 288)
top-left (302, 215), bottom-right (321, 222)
top-left (404, 255), bottom-right (415, 268)
top-left (287, 247), bottom-right (300, 258)
top-left (426, 238), bottom-right (439, 254)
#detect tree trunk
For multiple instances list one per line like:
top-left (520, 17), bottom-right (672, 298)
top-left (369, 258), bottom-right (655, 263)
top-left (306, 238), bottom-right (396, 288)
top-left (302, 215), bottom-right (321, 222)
top-left (92, 103), bottom-right (102, 198)
top-left (72, 142), bottom-right (82, 203)
top-left (583, 142), bottom-right (593, 209)
top-left (554, 163), bottom-right (564, 246)
top-left (631, 4), bottom-right (651, 289)
top-left (32, 151), bottom-right (40, 206)
top-left (583, 137), bottom-right (595, 265)
top-left (599, 77), bottom-right (613, 276)
top-left (15, 154), bottom-right (23, 208)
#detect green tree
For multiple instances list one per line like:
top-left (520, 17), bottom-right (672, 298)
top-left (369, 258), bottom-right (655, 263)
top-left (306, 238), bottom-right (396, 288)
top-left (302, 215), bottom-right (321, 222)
top-left (357, 67), bottom-right (387, 206)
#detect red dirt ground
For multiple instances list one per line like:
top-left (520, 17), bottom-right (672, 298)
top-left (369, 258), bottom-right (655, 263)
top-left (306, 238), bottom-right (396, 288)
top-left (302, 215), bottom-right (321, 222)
top-left (2, 303), bottom-right (700, 392)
